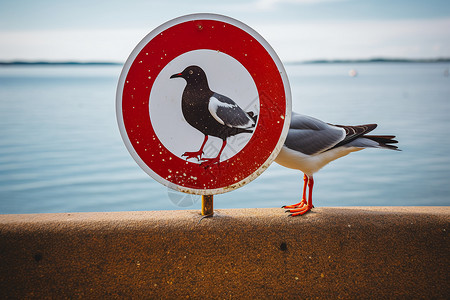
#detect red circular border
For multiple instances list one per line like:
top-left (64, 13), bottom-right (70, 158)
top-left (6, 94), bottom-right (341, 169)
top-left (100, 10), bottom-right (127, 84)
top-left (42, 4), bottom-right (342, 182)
top-left (121, 19), bottom-right (287, 191)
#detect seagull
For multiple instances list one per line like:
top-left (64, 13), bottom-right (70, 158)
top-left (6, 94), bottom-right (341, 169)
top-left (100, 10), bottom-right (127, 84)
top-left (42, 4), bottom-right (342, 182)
top-left (275, 112), bottom-right (399, 216)
top-left (170, 65), bottom-right (257, 167)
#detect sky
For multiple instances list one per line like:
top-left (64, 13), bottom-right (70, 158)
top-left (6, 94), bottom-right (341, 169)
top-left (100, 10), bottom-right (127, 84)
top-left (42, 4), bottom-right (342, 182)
top-left (0, 0), bottom-right (449, 62)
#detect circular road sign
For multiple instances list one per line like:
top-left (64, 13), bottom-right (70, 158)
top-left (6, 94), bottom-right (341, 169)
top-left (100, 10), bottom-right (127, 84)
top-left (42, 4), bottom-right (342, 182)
top-left (116, 13), bottom-right (291, 195)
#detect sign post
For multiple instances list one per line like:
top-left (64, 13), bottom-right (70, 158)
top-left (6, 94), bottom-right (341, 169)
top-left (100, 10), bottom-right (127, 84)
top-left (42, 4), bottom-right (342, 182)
top-left (116, 14), bottom-right (291, 216)
top-left (201, 195), bottom-right (214, 217)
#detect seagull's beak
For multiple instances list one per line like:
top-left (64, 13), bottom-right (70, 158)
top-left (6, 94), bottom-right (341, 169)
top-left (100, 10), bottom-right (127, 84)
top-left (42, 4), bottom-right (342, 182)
top-left (170, 73), bottom-right (183, 79)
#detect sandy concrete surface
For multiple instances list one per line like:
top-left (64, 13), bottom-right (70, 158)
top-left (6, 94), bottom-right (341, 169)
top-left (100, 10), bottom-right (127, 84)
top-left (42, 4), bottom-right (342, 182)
top-left (0, 207), bottom-right (448, 299)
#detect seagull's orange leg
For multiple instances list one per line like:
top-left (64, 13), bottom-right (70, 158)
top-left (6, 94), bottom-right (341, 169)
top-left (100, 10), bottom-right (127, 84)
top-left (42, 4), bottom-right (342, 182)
top-left (183, 135), bottom-right (208, 161)
top-left (285, 175), bottom-right (314, 216)
top-left (201, 139), bottom-right (226, 167)
top-left (282, 174), bottom-right (308, 209)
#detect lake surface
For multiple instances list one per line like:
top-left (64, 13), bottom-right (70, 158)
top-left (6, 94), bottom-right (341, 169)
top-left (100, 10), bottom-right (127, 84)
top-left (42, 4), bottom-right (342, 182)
top-left (0, 62), bottom-right (449, 214)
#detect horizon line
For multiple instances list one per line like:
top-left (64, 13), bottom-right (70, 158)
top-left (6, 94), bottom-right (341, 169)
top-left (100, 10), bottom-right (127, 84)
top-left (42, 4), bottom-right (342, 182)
top-left (1, 57), bottom-right (449, 66)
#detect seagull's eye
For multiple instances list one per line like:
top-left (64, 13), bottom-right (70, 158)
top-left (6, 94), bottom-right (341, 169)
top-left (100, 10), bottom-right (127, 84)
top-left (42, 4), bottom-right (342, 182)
top-left (189, 70), bottom-right (193, 75)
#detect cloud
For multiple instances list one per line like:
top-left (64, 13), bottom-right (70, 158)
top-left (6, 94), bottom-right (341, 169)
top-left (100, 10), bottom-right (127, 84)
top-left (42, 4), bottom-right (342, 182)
top-left (0, 29), bottom-right (148, 62)
top-left (0, 18), bottom-right (449, 62)
top-left (216, 0), bottom-right (346, 13)
top-left (254, 0), bottom-right (346, 10)
top-left (253, 18), bottom-right (450, 61)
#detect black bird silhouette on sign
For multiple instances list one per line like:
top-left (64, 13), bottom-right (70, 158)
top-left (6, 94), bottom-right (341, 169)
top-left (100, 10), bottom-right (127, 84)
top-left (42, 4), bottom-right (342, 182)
top-left (170, 65), bottom-right (257, 167)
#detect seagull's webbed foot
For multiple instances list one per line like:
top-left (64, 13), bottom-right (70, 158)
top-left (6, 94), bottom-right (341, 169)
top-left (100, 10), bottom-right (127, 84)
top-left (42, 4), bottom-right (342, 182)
top-left (282, 174), bottom-right (315, 217)
top-left (200, 156), bottom-right (220, 168)
top-left (285, 205), bottom-right (313, 217)
top-left (282, 199), bottom-right (307, 209)
top-left (283, 199), bottom-right (314, 217)
top-left (182, 150), bottom-right (203, 161)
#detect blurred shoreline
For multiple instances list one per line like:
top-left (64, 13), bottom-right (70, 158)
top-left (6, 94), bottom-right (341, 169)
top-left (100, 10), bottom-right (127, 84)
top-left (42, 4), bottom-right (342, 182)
top-left (1, 57), bottom-right (449, 66)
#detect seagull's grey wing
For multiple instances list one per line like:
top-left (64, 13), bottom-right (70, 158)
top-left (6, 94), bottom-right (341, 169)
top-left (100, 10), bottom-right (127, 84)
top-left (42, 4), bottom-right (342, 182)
top-left (284, 113), bottom-right (346, 155)
top-left (329, 123), bottom-right (377, 149)
top-left (208, 92), bottom-right (255, 129)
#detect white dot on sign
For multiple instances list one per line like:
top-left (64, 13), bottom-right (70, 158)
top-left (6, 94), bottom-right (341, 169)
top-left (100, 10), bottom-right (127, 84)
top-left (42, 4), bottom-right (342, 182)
top-left (281, 115), bottom-right (285, 119)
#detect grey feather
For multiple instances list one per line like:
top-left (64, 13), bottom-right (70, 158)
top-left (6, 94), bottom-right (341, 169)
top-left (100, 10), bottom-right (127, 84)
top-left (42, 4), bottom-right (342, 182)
top-left (212, 92), bottom-right (254, 128)
top-left (345, 137), bottom-right (380, 148)
top-left (284, 113), bottom-right (346, 155)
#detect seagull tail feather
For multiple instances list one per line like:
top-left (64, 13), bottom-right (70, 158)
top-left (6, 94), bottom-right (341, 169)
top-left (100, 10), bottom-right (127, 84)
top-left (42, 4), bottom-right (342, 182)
top-left (365, 135), bottom-right (400, 151)
top-left (247, 112), bottom-right (258, 126)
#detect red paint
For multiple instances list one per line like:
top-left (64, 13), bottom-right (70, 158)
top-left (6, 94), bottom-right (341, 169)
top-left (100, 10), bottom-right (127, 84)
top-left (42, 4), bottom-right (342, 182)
top-left (121, 18), bottom-right (287, 191)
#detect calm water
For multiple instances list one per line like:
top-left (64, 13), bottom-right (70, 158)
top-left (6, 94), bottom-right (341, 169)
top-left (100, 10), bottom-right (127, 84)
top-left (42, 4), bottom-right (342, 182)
top-left (0, 63), bottom-right (449, 214)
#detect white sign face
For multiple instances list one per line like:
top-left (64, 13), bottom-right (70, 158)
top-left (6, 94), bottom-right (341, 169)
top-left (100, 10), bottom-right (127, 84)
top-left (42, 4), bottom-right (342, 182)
top-left (116, 13), bottom-right (291, 195)
top-left (149, 49), bottom-right (259, 163)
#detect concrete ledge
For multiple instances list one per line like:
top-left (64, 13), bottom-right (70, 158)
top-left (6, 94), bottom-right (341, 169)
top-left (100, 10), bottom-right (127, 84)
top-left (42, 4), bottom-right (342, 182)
top-left (1, 207), bottom-right (448, 299)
